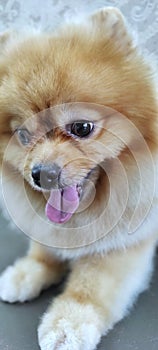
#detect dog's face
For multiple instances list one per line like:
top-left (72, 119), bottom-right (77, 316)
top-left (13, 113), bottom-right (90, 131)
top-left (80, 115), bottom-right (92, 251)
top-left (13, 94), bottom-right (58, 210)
top-left (0, 8), bottom-right (157, 225)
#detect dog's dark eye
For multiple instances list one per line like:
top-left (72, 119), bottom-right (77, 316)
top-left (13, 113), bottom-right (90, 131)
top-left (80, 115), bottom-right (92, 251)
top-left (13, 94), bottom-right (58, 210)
top-left (17, 129), bottom-right (31, 145)
top-left (70, 121), bottom-right (94, 138)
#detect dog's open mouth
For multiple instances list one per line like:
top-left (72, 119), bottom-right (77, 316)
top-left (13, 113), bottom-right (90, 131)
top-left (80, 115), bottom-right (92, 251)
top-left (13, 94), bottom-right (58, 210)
top-left (45, 185), bottom-right (81, 224)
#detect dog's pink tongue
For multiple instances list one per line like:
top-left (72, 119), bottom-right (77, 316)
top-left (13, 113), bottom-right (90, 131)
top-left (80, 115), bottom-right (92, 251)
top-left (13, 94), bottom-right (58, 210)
top-left (45, 186), bottom-right (79, 224)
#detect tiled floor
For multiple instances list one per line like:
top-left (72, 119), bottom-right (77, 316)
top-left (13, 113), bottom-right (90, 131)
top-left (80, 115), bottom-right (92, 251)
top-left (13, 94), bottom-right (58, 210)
top-left (0, 214), bottom-right (158, 350)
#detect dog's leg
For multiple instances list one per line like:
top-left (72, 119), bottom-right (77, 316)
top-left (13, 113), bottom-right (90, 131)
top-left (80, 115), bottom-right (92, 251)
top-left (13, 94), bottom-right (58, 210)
top-left (38, 237), bottom-right (156, 350)
top-left (0, 241), bottom-right (66, 302)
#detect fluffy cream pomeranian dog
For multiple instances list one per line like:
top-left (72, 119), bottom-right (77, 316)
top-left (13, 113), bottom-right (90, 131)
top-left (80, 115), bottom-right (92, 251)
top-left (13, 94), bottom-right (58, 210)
top-left (0, 7), bottom-right (158, 350)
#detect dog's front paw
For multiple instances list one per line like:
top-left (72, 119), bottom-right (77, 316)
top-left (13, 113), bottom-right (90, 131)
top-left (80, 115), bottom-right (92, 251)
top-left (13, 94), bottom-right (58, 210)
top-left (0, 257), bottom-right (56, 303)
top-left (38, 299), bottom-right (104, 350)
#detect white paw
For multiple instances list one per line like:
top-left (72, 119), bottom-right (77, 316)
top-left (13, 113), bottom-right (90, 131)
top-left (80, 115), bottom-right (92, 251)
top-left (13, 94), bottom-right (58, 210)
top-left (0, 257), bottom-right (55, 303)
top-left (38, 299), bottom-right (103, 350)
top-left (39, 322), bottom-right (100, 350)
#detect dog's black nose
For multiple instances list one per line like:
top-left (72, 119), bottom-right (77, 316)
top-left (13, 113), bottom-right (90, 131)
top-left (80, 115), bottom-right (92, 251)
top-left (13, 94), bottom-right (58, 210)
top-left (31, 164), bottom-right (61, 189)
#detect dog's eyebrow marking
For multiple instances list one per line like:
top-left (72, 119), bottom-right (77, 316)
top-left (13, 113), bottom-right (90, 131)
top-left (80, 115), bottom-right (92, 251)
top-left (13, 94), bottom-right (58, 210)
top-left (46, 130), bottom-right (54, 138)
top-left (52, 127), bottom-right (71, 143)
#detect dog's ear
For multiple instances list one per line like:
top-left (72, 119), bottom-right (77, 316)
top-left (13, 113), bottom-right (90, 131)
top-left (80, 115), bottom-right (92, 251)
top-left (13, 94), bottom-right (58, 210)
top-left (0, 31), bottom-right (16, 52)
top-left (0, 31), bottom-right (18, 80)
top-left (0, 32), bottom-right (10, 79)
top-left (88, 7), bottom-right (135, 55)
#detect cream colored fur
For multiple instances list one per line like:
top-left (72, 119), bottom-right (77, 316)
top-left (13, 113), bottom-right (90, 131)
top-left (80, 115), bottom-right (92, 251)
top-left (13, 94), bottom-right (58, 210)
top-left (0, 7), bottom-right (158, 350)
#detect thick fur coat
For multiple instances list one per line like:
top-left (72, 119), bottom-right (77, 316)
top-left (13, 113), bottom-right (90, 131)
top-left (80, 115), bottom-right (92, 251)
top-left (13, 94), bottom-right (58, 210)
top-left (0, 8), bottom-right (157, 350)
